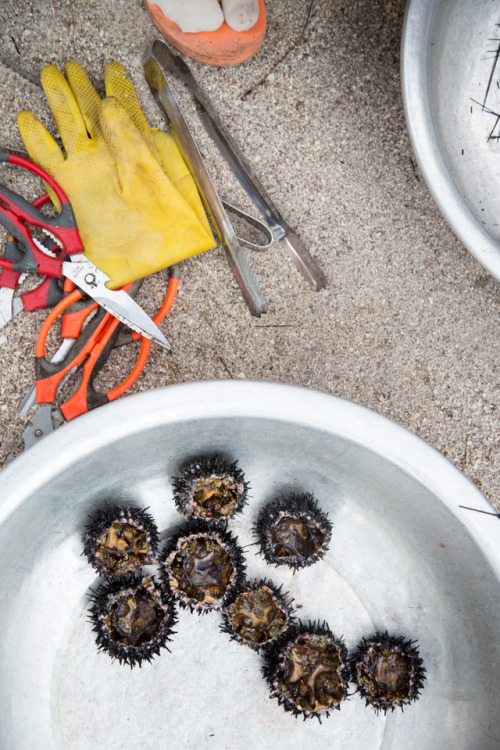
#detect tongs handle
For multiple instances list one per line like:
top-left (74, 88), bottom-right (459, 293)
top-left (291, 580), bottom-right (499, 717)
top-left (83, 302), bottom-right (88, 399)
top-left (222, 200), bottom-right (273, 250)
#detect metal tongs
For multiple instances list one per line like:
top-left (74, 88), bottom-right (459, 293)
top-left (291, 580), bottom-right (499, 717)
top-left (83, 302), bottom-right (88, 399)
top-left (143, 40), bottom-right (326, 317)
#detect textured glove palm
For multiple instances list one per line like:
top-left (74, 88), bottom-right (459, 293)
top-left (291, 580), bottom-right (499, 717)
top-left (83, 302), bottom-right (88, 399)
top-left (17, 62), bottom-right (215, 287)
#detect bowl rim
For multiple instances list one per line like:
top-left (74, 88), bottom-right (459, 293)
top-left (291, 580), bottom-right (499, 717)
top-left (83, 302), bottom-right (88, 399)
top-left (1, 380), bottom-right (499, 579)
top-left (401, 0), bottom-right (500, 282)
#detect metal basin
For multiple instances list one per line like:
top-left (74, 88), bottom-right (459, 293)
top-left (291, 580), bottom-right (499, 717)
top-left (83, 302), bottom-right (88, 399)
top-left (0, 381), bottom-right (499, 749)
top-left (402, 0), bottom-right (500, 281)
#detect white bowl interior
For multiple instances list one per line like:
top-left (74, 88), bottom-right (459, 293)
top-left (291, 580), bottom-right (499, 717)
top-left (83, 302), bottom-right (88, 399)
top-left (402, 0), bottom-right (500, 280)
top-left (0, 383), bottom-right (499, 749)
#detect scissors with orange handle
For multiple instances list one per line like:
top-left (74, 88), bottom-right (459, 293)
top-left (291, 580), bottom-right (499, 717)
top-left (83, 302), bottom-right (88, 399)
top-left (34, 267), bottom-right (179, 422)
top-left (4, 267), bottom-right (179, 460)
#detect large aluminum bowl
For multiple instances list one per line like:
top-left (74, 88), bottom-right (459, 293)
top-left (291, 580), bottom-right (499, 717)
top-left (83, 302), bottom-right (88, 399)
top-left (402, 0), bottom-right (500, 281)
top-left (0, 381), bottom-right (499, 749)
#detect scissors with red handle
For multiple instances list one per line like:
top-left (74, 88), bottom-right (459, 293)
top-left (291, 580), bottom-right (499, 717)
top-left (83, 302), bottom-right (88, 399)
top-left (0, 152), bottom-right (170, 348)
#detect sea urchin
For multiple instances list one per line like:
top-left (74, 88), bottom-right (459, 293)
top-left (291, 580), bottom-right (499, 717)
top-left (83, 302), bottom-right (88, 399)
top-left (262, 621), bottom-right (350, 720)
top-left (255, 493), bottom-right (332, 570)
top-left (83, 504), bottom-right (159, 576)
top-left (351, 632), bottom-right (426, 712)
top-left (221, 579), bottom-right (294, 650)
top-left (172, 455), bottom-right (249, 522)
top-left (88, 574), bottom-right (177, 668)
top-left (160, 519), bottom-right (246, 613)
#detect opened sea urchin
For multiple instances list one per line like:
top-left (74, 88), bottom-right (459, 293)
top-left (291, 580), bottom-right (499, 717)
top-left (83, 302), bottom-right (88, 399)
top-left (221, 579), bottom-right (294, 650)
top-left (160, 519), bottom-right (246, 613)
top-left (172, 455), bottom-right (249, 521)
top-left (83, 504), bottom-right (159, 576)
top-left (255, 493), bottom-right (332, 570)
top-left (351, 632), bottom-right (426, 712)
top-left (89, 574), bottom-right (177, 667)
top-left (263, 621), bottom-right (350, 720)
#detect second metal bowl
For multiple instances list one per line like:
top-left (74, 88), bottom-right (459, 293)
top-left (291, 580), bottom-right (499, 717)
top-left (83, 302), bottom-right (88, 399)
top-left (402, 0), bottom-right (500, 281)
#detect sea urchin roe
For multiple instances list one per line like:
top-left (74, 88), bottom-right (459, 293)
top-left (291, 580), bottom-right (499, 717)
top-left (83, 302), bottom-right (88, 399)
top-left (191, 474), bottom-right (243, 519)
top-left (276, 633), bottom-right (347, 714)
top-left (357, 645), bottom-right (412, 701)
top-left (104, 581), bottom-right (166, 648)
top-left (229, 585), bottom-right (288, 645)
top-left (95, 522), bottom-right (151, 575)
top-left (271, 513), bottom-right (326, 562)
top-left (169, 535), bottom-right (235, 605)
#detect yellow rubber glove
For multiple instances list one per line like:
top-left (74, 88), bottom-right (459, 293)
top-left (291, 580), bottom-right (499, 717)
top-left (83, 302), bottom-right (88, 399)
top-left (17, 62), bottom-right (215, 287)
top-left (103, 61), bottom-right (211, 236)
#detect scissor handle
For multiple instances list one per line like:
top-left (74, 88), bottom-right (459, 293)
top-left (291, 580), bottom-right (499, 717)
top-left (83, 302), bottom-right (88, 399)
top-left (59, 311), bottom-right (124, 420)
top-left (0, 153), bottom-right (84, 274)
top-left (0, 154), bottom-right (71, 209)
top-left (0, 193), bottom-right (52, 287)
top-left (58, 277), bottom-right (100, 339)
top-left (63, 272), bottom-right (180, 418)
top-left (35, 289), bottom-right (113, 404)
top-left (34, 272), bottom-right (179, 420)
top-left (0, 236), bottom-right (23, 289)
top-left (21, 276), bottom-right (65, 312)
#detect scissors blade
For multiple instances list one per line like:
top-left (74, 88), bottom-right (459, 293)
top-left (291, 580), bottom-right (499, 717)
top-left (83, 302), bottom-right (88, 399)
top-left (62, 259), bottom-right (171, 349)
top-left (0, 287), bottom-right (14, 327)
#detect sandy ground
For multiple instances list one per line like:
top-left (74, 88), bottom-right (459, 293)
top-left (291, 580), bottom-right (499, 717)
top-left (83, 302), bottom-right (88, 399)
top-left (0, 0), bottom-right (498, 509)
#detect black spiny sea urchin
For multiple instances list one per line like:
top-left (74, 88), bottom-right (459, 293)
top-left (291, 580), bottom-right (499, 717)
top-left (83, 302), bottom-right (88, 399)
top-left (172, 455), bottom-right (249, 522)
top-left (221, 578), bottom-right (294, 650)
top-left (350, 632), bottom-right (426, 712)
top-left (83, 504), bottom-right (159, 576)
top-left (160, 519), bottom-right (246, 613)
top-left (255, 493), bottom-right (332, 570)
top-left (88, 574), bottom-right (177, 667)
top-left (262, 621), bottom-right (350, 721)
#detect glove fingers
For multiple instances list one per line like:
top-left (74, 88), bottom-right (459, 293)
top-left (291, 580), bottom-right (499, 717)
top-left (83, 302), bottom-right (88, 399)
top-left (153, 128), bottom-right (212, 236)
top-left (40, 65), bottom-right (90, 154)
top-left (17, 109), bottom-right (65, 171)
top-left (99, 97), bottom-right (167, 193)
top-left (104, 62), bottom-right (156, 152)
top-left (65, 61), bottom-right (102, 140)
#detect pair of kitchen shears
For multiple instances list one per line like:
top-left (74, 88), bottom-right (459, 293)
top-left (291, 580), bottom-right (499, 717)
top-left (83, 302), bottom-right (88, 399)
top-left (3, 266), bottom-right (179, 462)
top-left (0, 152), bottom-right (170, 348)
top-left (34, 266), bottom-right (179, 422)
